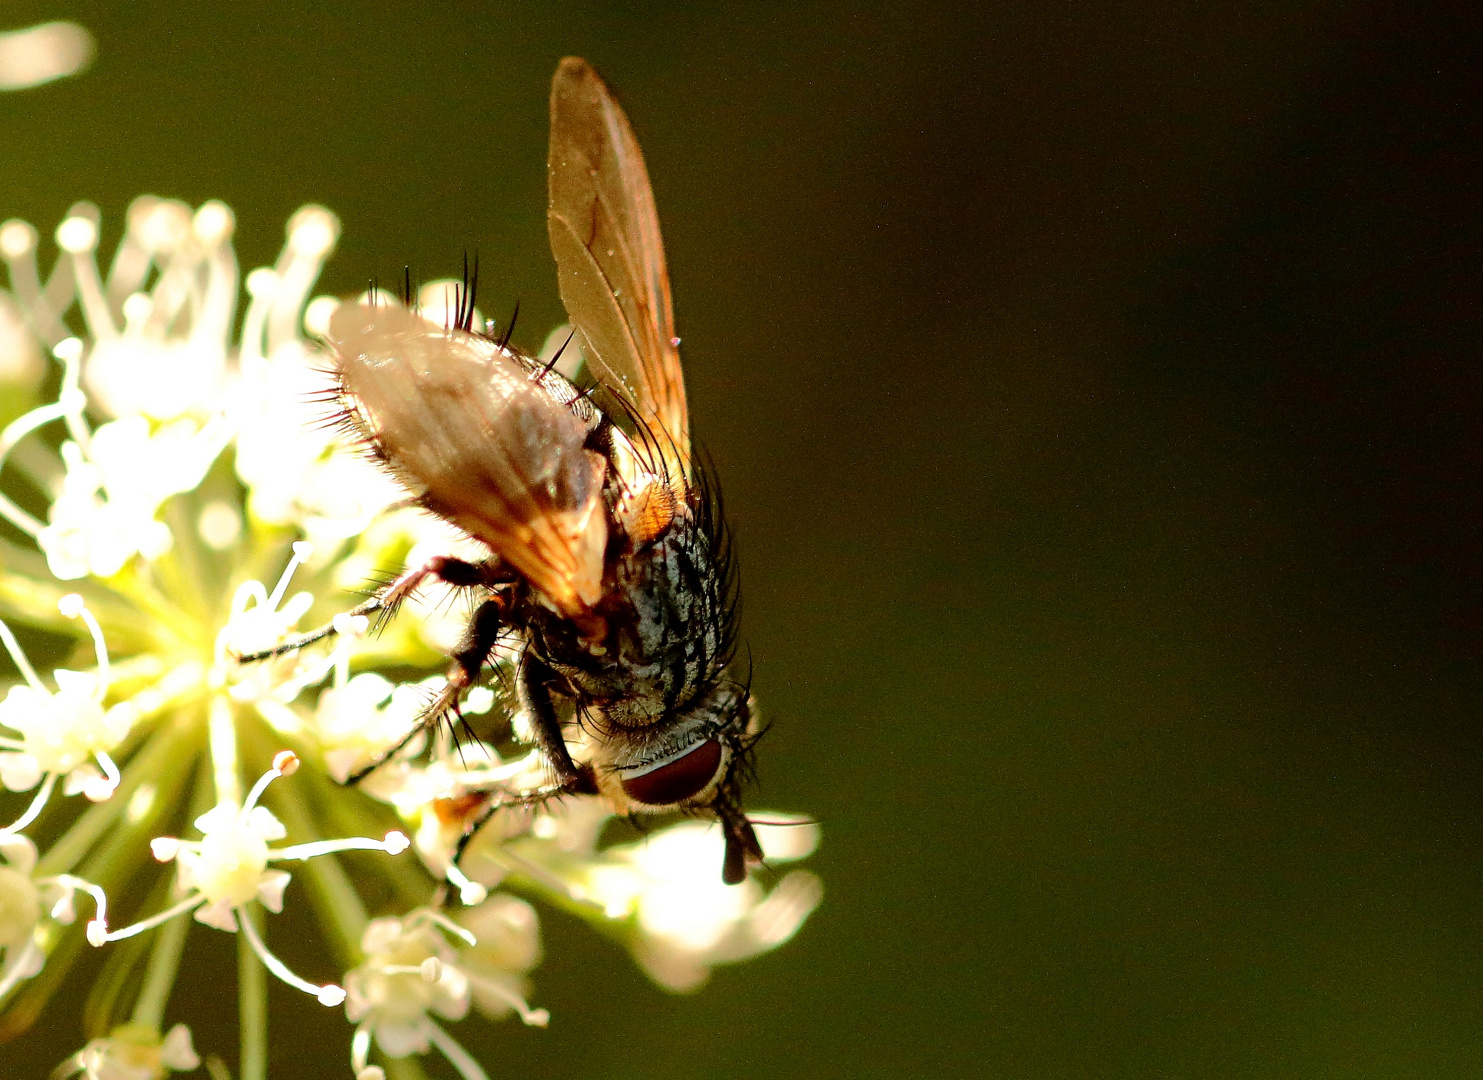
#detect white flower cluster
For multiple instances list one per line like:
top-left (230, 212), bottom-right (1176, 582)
top-left (0, 198), bottom-right (821, 1080)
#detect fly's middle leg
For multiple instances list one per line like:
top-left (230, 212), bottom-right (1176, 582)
top-left (344, 594), bottom-right (511, 784)
top-left (236, 554), bottom-right (496, 662)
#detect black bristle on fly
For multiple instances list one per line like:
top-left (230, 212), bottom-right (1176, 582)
top-left (533, 331), bottom-right (575, 383)
top-left (454, 252), bottom-right (480, 333)
top-left (497, 299), bottom-right (520, 349)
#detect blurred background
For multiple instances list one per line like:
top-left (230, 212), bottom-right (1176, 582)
top-left (3, 1), bottom-right (1482, 1076)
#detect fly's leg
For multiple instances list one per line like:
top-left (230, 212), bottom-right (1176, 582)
top-left (236, 555), bottom-right (492, 662)
top-left (718, 798), bottom-right (765, 885)
top-left (517, 655), bottom-right (599, 794)
top-left (447, 655), bottom-right (599, 876)
top-left (345, 595), bottom-right (510, 784)
top-left (448, 779), bottom-right (573, 874)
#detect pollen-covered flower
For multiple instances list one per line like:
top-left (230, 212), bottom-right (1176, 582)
top-left (0, 196), bottom-right (819, 1078)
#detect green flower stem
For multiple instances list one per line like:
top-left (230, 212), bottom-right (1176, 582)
top-left (85, 868), bottom-right (178, 1037)
top-left (268, 800), bottom-right (367, 968)
top-left (247, 722), bottom-right (370, 967)
top-left (127, 748), bottom-right (215, 1033)
top-left (501, 839), bottom-right (643, 944)
top-left (209, 693), bottom-right (241, 808)
top-left (3, 722), bottom-right (198, 1037)
top-left (65, 726), bottom-right (203, 1032)
top-left (307, 761), bottom-right (433, 913)
top-left (159, 497), bottom-right (216, 627)
top-left (104, 564), bottom-right (205, 654)
top-left (239, 904), bottom-right (268, 1080)
top-left (386, 1056), bottom-right (434, 1080)
top-left (124, 882), bottom-right (189, 1030)
top-left (0, 908), bottom-right (86, 1039)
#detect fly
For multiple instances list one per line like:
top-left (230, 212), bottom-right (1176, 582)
top-left (241, 57), bottom-right (764, 885)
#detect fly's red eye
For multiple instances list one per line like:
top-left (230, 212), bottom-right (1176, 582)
top-left (619, 738), bottom-right (723, 805)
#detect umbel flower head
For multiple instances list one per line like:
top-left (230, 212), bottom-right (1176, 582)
top-left (0, 197), bottom-right (821, 1080)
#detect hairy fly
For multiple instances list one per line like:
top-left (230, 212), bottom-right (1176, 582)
top-left (242, 57), bottom-right (764, 884)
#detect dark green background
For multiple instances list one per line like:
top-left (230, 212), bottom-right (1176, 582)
top-left (3, 1), bottom-right (1482, 1077)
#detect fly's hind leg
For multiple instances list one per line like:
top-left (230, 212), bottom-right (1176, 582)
top-left (236, 554), bottom-right (494, 662)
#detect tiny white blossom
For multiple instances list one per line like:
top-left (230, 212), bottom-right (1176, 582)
top-left (0, 597), bottom-right (123, 813)
top-left (456, 894), bottom-right (548, 1025)
top-left (165, 796), bottom-right (293, 931)
top-left (586, 818), bottom-right (824, 992)
top-left (314, 671), bottom-right (427, 789)
top-left (0, 834), bottom-right (42, 996)
top-left (105, 753), bottom-right (408, 1007)
top-left (345, 909), bottom-right (473, 1058)
top-left (54, 1022), bottom-right (201, 1080)
top-left (0, 833), bottom-right (107, 997)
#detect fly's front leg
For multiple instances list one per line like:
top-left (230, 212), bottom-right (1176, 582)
top-left (446, 655), bottom-right (599, 885)
top-left (518, 655), bottom-right (599, 795)
top-left (236, 555), bottom-right (493, 662)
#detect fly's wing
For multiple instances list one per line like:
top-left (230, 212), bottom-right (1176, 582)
top-left (548, 56), bottom-right (691, 488)
top-left (329, 303), bottom-right (607, 616)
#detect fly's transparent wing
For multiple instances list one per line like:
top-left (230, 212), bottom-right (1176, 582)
top-left (547, 56), bottom-right (691, 486)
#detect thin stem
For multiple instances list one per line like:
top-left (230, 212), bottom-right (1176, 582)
top-left (311, 766), bottom-right (432, 913)
top-left (0, 772), bottom-right (56, 835)
top-left (208, 693), bottom-right (240, 807)
top-left (238, 905), bottom-right (268, 1080)
top-left (0, 400), bottom-right (72, 537)
top-left (100, 893), bottom-right (203, 942)
top-left (384, 1057), bottom-right (434, 1080)
top-left (272, 835), bottom-right (402, 861)
top-left (129, 897), bottom-right (190, 1030)
top-left (0, 616), bottom-right (47, 690)
top-left (237, 900), bottom-right (343, 1004)
top-left (427, 1021), bottom-right (491, 1080)
top-left (463, 971), bottom-right (549, 1027)
top-left (256, 741), bottom-right (369, 965)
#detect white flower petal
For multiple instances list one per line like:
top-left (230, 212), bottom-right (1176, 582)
top-left (158, 1024), bottom-right (201, 1070)
top-left (257, 869), bottom-right (291, 913)
top-left (193, 898), bottom-right (238, 932)
top-left (0, 751), bottom-right (42, 792)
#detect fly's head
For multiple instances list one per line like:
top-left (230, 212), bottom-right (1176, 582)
top-left (582, 679), bottom-right (764, 884)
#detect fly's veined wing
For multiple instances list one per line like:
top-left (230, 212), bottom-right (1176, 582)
top-left (329, 303), bottom-right (608, 616)
top-left (548, 56), bottom-right (691, 486)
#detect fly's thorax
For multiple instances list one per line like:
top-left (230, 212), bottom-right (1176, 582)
top-left (521, 507), bottom-right (730, 709)
top-left (576, 680), bottom-right (752, 815)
